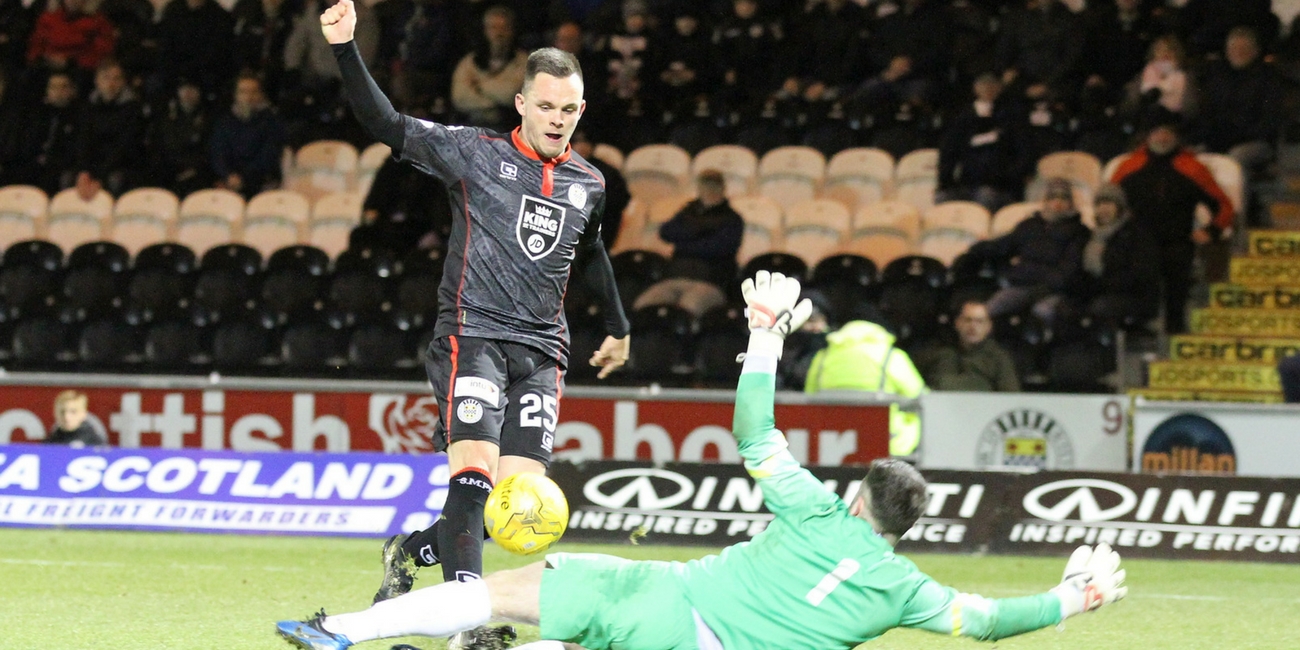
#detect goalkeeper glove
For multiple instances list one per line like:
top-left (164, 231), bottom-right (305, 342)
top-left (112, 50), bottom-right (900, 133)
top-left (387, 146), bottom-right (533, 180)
top-left (1050, 543), bottom-right (1128, 621)
top-left (740, 270), bottom-right (812, 359)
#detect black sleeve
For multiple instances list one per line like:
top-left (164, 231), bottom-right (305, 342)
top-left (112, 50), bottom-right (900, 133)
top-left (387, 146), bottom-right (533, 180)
top-left (579, 196), bottom-right (630, 338)
top-left (331, 40), bottom-right (406, 155)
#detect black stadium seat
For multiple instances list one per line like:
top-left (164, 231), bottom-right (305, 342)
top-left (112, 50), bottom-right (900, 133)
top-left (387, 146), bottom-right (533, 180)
top-left (331, 247), bottom-right (398, 317)
top-left (195, 244), bottom-right (262, 315)
top-left (694, 304), bottom-right (748, 384)
top-left (78, 317), bottom-right (143, 369)
top-left (0, 240), bottom-right (63, 309)
top-left (742, 252), bottom-right (809, 283)
top-left (348, 321), bottom-right (416, 376)
top-left (144, 320), bottom-right (205, 370)
top-left (280, 310), bottom-right (348, 375)
top-left (12, 317), bottom-right (73, 368)
top-left (128, 244), bottom-right (197, 317)
top-left (627, 304), bottom-right (694, 383)
top-left (212, 317), bottom-right (276, 372)
top-left (68, 241), bottom-right (130, 273)
top-left (267, 244), bottom-right (330, 276)
top-left (201, 243), bottom-right (263, 276)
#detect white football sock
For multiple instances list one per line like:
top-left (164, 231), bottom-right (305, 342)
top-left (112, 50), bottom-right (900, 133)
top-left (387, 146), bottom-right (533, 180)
top-left (513, 643), bottom-right (566, 650)
top-left (322, 579), bottom-right (491, 642)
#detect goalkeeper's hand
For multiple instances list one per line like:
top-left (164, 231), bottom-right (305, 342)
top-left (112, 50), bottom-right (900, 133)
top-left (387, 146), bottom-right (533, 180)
top-left (1050, 543), bottom-right (1128, 621)
top-left (740, 270), bottom-right (812, 358)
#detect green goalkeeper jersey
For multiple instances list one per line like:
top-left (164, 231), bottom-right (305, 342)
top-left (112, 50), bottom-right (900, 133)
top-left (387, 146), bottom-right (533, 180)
top-left (677, 360), bottom-right (1061, 650)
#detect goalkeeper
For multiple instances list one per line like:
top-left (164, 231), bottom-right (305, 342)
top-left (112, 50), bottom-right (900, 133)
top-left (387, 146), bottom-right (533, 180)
top-left (277, 271), bottom-right (1128, 650)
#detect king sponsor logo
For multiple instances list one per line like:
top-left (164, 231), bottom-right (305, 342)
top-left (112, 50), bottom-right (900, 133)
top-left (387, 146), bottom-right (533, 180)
top-left (516, 195), bottom-right (567, 261)
top-left (995, 472), bottom-right (1300, 561)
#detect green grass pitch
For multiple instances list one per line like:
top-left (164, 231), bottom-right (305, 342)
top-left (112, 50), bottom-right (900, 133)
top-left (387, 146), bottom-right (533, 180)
top-left (1, 528), bottom-right (1296, 649)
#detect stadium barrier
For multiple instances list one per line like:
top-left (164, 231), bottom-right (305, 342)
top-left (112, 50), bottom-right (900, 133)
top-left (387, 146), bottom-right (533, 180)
top-left (0, 444), bottom-right (447, 537)
top-left (0, 373), bottom-right (892, 465)
top-left (919, 392), bottom-right (1128, 472)
top-left (551, 462), bottom-right (1300, 563)
top-left (1132, 399), bottom-right (1300, 478)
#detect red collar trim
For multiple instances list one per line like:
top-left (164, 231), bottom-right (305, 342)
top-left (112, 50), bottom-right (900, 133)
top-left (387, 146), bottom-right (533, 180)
top-left (511, 127), bottom-right (571, 164)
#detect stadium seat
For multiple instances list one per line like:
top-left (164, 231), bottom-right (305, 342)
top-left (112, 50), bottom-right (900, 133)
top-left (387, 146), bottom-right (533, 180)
top-left (695, 304), bottom-right (748, 384)
top-left (782, 230), bottom-right (843, 268)
top-left (627, 304), bottom-right (694, 382)
top-left (280, 309), bottom-right (349, 374)
top-left (923, 201), bottom-right (991, 240)
top-left (63, 241), bottom-right (130, 317)
top-left (729, 194), bottom-right (784, 235)
top-left (127, 243), bottom-right (195, 317)
top-left (646, 194), bottom-right (693, 228)
top-left (841, 232), bottom-right (913, 269)
top-left (78, 317), bottom-right (142, 369)
top-left (1101, 153), bottom-right (1131, 183)
top-left (784, 198), bottom-right (851, 238)
top-left (12, 316), bottom-right (73, 368)
top-left (136, 242), bottom-right (197, 274)
top-left (0, 185), bottom-right (48, 249)
top-left (610, 249), bottom-right (669, 310)
top-left (1195, 153), bottom-right (1245, 214)
top-left (1048, 324), bottom-right (1116, 392)
top-left (266, 244), bottom-right (330, 276)
top-left (852, 200), bottom-right (920, 241)
top-left (1036, 151), bottom-right (1103, 193)
top-left (348, 321), bottom-right (416, 376)
top-left (823, 148), bottom-right (894, 210)
top-left (110, 188), bottom-right (179, 254)
top-left (356, 142), bottom-right (392, 195)
top-left (894, 148), bottom-right (938, 212)
top-left (289, 139), bottom-right (360, 199)
top-left (243, 190), bottom-right (310, 258)
top-left (991, 202), bottom-right (1040, 236)
top-left (917, 230), bottom-right (977, 267)
top-left (309, 191), bottom-right (364, 259)
top-left (994, 312), bottom-right (1050, 386)
top-left (623, 144), bottom-right (692, 199)
top-left (592, 143), bottom-right (625, 169)
top-left (201, 242), bottom-right (262, 274)
top-left (331, 247), bottom-right (397, 317)
top-left (212, 315), bottom-right (277, 371)
top-left (736, 224), bottom-right (777, 266)
top-left (742, 251), bottom-right (809, 282)
top-left (610, 197), bottom-right (650, 254)
top-left (193, 244), bottom-right (262, 314)
top-left (757, 146), bottom-right (826, 208)
top-left (0, 240), bottom-right (63, 309)
top-left (396, 271), bottom-right (441, 317)
top-left (881, 255), bottom-right (947, 289)
top-left (46, 188), bottom-right (112, 252)
top-left (177, 189), bottom-right (245, 255)
top-left (68, 240), bottom-right (131, 272)
top-left (809, 253), bottom-right (881, 325)
top-left (691, 145), bottom-right (759, 197)
top-left (144, 319), bottom-right (205, 369)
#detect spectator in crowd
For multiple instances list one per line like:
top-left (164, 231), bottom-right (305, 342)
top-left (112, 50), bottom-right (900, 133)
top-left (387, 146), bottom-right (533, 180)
top-left (920, 300), bottom-right (1020, 392)
top-left (1280, 354), bottom-right (1300, 403)
top-left (1194, 27), bottom-right (1283, 200)
top-left (44, 390), bottom-right (105, 447)
top-left (231, 0), bottom-right (296, 94)
top-left (76, 59), bottom-right (144, 196)
top-left (937, 73), bottom-right (1029, 212)
top-left (569, 129), bottom-right (628, 250)
top-left (99, 0), bottom-right (157, 81)
top-left (776, 290), bottom-right (832, 391)
top-left (1133, 35), bottom-right (1189, 116)
top-left (450, 5), bottom-right (527, 130)
top-left (390, 0), bottom-right (461, 114)
top-left (1177, 0), bottom-right (1278, 57)
top-left (282, 0), bottom-right (377, 143)
top-left (649, 6), bottom-right (716, 116)
top-left (147, 79), bottom-right (213, 197)
top-left (0, 68), bottom-right (16, 180)
top-left (153, 0), bottom-right (235, 101)
top-left (0, 0), bottom-right (42, 81)
top-left (861, 0), bottom-right (953, 111)
top-left (351, 156), bottom-right (451, 254)
top-left (1082, 0), bottom-right (1156, 109)
top-left (25, 0), bottom-right (115, 78)
top-left (968, 178), bottom-right (1090, 323)
top-left (634, 169), bottom-right (743, 316)
top-left (1112, 112), bottom-right (1234, 334)
top-left (551, 21), bottom-right (600, 89)
top-left (210, 73), bottom-right (286, 198)
top-left (594, 0), bottom-right (654, 111)
top-left (1066, 183), bottom-right (1159, 326)
top-left (2, 71), bottom-right (79, 192)
top-left (996, 0), bottom-right (1084, 100)
top-left (713, 0), bottom-right (783, 109)
top-left (779, 0), bottom-right (867, 105)
top-left (804, 318), bottom-right (927, 457)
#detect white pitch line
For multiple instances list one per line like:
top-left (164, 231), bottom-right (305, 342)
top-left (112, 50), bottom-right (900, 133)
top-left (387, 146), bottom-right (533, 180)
top-left (0, 557), bottom-right (372, 574)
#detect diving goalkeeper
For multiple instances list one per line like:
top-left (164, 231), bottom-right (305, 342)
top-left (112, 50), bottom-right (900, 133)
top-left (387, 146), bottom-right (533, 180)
top-left (276, 271), bottom-right (1128, 650)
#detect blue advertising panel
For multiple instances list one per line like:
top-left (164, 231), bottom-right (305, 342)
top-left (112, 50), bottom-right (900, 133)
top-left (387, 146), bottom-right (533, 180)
top-left (0, 444), bottom-right (447, 537)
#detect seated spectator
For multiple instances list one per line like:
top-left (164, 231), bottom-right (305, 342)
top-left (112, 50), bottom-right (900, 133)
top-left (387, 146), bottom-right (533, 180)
top-left (996, 0), bottom-right (1084, 101)
top-left (920, 300), bottom-right (1020, 392)
top-left (1081, 0), bottom-right (1156, 109)
top-left (147, 78), bottom-right (214, 197)
top-left (1112, 112), bottom-right (1234, 333)
top-left (648, 7), bottom-right (716, 116)
top-left (633, 170), bottom-right (743, 317)
top-left (99, 0), bottom-right (157, 82)
top-left (937, 73), bottom-right (1030, 212)
top-left (1067, 184), bottom-right (1159, 326)
top-left (861, 0), bottom-right (952, 111)
top-left (282, 0), bottom-right (378, 144)
top-left (713, 0), bottom-right (783, 109)
top-left (390, 0), bottom-right (461, 114)
top-left (1194, 26), bottom-right (1283, 205)
top-left (44, 390), bottom-right (105, 447)
top-left (152, 0), bottom-right (235, 101)
top-left (592, 0), bottom-right (654, 116)
top-left (351, 156), bottom-right (451, 255)
top-left (804, 319), bottom-right (927, 457)
top-left (76, 59), bottom-right (144, 196)
top-left (778, 0), bottom-right (867, 105)
top-left (569, 130), bottom-right (628, 250)
top-left (1280, 354), bottom-right (1300, 403)
top-left (1177, 0), bottom-right (1278, 57)
top-left (1132, 35), bottom-right (1189, 116)
top-left (1, 71), bottom-right (80, 193)
top-left (967, 178), bottom-right (1090, 323)
top-left (210, 73), bottom-right (286, 198)
top-left (25, 0), bottom-right (115, 78)
top-left (231, 0), bottom-right (296, 95)
top-left (450, 5), bottom-right (526, 130)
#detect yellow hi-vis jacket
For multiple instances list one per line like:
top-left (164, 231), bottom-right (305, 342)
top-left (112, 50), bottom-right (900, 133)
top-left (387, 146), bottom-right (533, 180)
top-left (804, 320), bottom-right (927, 456)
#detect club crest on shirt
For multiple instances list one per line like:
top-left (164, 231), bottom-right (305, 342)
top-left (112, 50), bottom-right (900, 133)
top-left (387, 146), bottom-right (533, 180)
top-left (567, 183), bottom-right (587, 209)
top-left (517, 195), bottom-right (567, 261)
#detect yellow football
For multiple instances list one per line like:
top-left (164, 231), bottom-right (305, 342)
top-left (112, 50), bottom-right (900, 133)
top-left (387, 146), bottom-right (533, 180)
top-left (483, 472), bottom-right (569, 556)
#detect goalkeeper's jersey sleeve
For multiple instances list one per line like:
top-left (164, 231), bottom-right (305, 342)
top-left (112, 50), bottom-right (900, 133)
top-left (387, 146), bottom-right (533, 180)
top-left (676, 355), bottom-right (1061, 649)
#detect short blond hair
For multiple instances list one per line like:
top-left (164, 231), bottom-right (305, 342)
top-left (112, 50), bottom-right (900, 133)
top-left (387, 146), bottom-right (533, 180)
top-left (54, 390), bottom-right (88, 409)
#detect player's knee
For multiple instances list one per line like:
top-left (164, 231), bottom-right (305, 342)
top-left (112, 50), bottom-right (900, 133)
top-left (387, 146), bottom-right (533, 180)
top-left (447, 439), bottom-right (501, 476)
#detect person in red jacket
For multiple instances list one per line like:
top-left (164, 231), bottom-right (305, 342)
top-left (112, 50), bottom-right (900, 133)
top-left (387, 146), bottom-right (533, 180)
top-left (26, 0), bottom-right (115, 73)
top-left (1110, 110), bottom-right (1235, 334)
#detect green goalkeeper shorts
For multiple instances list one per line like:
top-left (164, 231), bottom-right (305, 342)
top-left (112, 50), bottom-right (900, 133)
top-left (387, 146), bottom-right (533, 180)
top-left (539, 552), bottom-right (700, 650)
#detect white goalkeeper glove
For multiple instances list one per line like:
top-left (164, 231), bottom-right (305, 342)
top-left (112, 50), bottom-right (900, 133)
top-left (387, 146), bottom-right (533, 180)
top-left (1050, 543), bottom-right (1128, 621)
top-left (740, 270), bottom-right (812, 359)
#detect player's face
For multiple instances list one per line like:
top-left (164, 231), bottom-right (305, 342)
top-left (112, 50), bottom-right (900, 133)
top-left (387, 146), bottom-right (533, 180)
top-left (517, 73), bottom-right (586, 159)
top-left (56, 399), bottom-right (88, 431)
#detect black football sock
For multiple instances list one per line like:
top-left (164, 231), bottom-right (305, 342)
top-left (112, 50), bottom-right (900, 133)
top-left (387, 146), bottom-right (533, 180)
top-left (438, 468), bottom-right (493, 582)
top-left (403, 521), bottom-right (494, 568)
